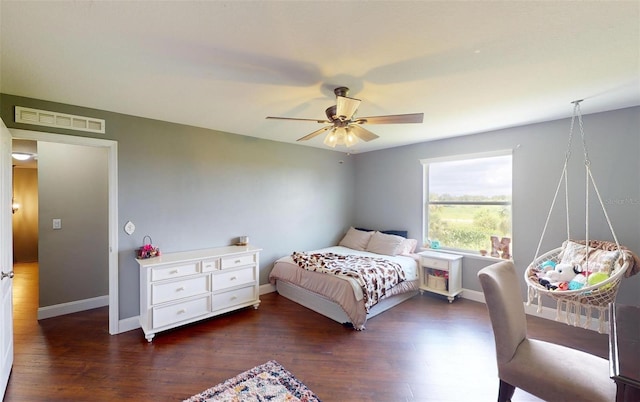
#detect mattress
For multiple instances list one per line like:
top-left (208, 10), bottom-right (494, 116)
top-left (269, 246), bottom-right (419, 329)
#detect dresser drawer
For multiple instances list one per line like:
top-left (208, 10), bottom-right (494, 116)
top-left (202, 258), bottom-right (220, 272)
top-left (152, 275), bottom-right (209, 305)
top-left (212, 266), bottom-right (255, 291)
top-left (151, 262), bottom-right (200, 282)
top-left (212, 286), bottom-right (256, 311)
top-left (221, 254), bottom-right (255, 269)
top-left (421, 257), bottom-right (451, 271)
top-left (152, 296), bottom-right (210, 328)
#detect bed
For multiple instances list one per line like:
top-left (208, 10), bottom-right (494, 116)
top-left (269, 227), bottom-right (420, 329)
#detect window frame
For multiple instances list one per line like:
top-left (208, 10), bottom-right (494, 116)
top-left (421, 149), bottom-right (513, 254)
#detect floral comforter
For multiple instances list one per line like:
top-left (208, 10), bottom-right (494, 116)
top-left (291, 252), bottom-right (406, 312)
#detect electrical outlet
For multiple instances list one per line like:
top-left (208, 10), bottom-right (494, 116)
top-left (53, 218), bottom-right (62, 230)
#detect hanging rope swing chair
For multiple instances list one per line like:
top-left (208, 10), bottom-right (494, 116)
top-left (524, 100), bottom-right (639, 333)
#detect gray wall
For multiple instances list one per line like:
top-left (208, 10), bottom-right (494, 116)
top-left (2, 92), bottom-right (637, 320)
top-left (353, 106), bottom-right (640, 306)
top-left (1, 93), bottom-right (356, 319)
top-left (38, 142), bottom-right (109, 306)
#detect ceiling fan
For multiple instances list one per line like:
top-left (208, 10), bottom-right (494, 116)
top-left (266, 87), bottom-right (424, 148)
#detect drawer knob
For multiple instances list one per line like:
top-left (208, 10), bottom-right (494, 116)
top-left (231, 296), bottom-right (237, 301)
top-left (230, 276), bottom-right (237, 281)
top-left (177, 309), bottom-right (186, 314)
top-left (170, 269), bottom-right (178, 275)
top-left (235, 259), bottom-right (241, 264)
top-left (176, 286), bottom-right (185, 291)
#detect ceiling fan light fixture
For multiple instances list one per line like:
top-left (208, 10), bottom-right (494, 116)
top-left (267, 86), bottom-right (423, 149)
top-left (323, 127), bottom-right (358, 148)
top-left (336, 96), bottom-right (360, 120)
top-left (323, 129), bottom-right (338, 148)
top-left (344, 128), bottom-right (359, 147)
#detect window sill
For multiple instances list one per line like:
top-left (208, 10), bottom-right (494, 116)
top-left (418, 248), bottom-right (513, 262)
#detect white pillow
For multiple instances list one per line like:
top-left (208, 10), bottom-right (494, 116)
top-left (338, 227), bottom-right (373, 251)
top-left (398, 238), bottom-right (418, 254)
top-left (365, 231), bottom-right (405, 256)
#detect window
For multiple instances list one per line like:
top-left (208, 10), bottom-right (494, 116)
top-left (422, 151), bottom-right (512, 254)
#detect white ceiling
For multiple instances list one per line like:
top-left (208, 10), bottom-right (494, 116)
top-left (1, 1), bottom-right (639, 154)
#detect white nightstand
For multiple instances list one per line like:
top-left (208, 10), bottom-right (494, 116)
top-left (418, 250), bottom-right (463, 303)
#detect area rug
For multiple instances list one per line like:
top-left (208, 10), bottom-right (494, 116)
top-left (184, 360), bottom-right (321, 402)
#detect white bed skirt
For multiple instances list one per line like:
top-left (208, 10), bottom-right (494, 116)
top-left (275, 280), bottom-right (418, 328)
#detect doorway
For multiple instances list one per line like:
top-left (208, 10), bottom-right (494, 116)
top-left (11, 140), bottom-right (39, 325)
top-left (9, 129), bottom-right (119, 334)
top-left (11, 141), bottom-right (38, 264)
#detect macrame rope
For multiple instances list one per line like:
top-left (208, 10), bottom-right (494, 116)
top-left (534, 101), bottom-right (622, 260)
top-left (533, 102), bottom-right (577, 260)
top-left (526, 100), bottom-right (628, 334)
top-left (574, 101), bottom-right (621, 251)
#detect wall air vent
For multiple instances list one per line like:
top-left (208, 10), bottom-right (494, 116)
top-left (15, 106), bottom-right (106, 134)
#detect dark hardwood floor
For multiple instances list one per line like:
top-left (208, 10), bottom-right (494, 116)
top-left (6, 262), bottom-right (610, 401)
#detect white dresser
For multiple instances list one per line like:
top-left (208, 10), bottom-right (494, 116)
top-left (137, 245), bottom-right (261, 342)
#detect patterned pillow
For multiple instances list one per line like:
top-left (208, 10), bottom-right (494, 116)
top-left (560, 240), bottom-right (621, 274)
top-left (338, 227), bottom-right (373, 251)
top-left (559, 240), bottom-right (586, 264)
top-left (365, 231), bottom-right (405, 256)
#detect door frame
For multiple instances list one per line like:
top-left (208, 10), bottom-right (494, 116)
top-left (9, 129), bottom-right (119, 335)
top-left (0, 118), bottom-right (14, 398)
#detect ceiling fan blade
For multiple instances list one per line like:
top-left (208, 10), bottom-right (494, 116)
top-left (349, 125), bottom-right (379, 142)
top-left (266, 116), bottom-right (331, 124)
top-left (336, 96), bottom-right (361, 120)
top-left (356, 113), bottom-right (424, 125)
top-left (297, 126), bottom-right (332, 142)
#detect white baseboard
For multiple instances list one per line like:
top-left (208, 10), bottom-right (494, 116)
top-left (117, 316), bottom-right (141, 334)
top-left (459, 288), bottom-right (485, 303)
top-left (460, 288), bottom-right (604, 332)
top-left (109, 285), bottom-right (603, 335)
top-left (260, 283), bottom-right (276, 295)
top-left (38, 295), bottom-right (109, 320)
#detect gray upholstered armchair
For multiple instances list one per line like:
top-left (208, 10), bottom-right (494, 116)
top-left (478, 260), bottom-right (616, 402)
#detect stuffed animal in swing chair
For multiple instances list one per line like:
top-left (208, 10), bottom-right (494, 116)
top-left (538, 262), bottom-right (583, 290)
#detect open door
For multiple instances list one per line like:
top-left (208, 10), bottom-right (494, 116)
top-left (0, 117), bottom-right (14, 397)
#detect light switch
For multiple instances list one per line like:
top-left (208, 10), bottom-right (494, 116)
top-left (53, 218), bottom-right (62, 230)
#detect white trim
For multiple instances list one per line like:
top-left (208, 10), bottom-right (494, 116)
top-left (459, 288), bottom-right (602, 332)
top-left (263, 285), bottom-right (600, 330)
top-left (259, 283), bottom-right (276, 295)
top-left (9, 129), bottom-right (120, 334)
top-left (118, 316), bottom-right (141, 334)
top-left (459, 288), bottom-right (485, 303)
top-left (421, 150), bottom-right (513, 254)
top-left (37, 295), bottom-right (108, 320)
top-left (419, 148), bottom-right (514, 165)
